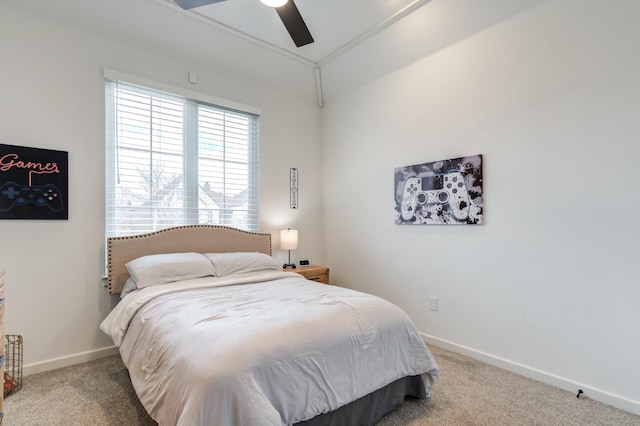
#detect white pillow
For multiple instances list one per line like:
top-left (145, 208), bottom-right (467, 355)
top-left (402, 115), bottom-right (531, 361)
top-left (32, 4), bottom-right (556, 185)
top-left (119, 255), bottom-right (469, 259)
top-left (125, 252), bottom-right (215, 289)
top-left (204, 252), bottom-right (280, 277)
top-left (119, 277), bottom-right (138, 299)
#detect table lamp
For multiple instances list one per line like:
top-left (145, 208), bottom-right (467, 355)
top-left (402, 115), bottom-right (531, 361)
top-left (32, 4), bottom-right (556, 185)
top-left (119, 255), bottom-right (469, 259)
top-left (280, 228), bottom-right (298, 269)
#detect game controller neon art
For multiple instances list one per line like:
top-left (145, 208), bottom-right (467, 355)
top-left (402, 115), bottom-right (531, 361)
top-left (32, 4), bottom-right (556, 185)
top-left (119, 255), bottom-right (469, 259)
top-left (400, 171), bottom-right (470, 222)
top-left (0, 182), bottom-right (64, 212)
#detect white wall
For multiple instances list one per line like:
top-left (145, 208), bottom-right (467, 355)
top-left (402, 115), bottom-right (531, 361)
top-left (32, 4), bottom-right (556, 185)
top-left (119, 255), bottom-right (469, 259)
top-left (3, 0), bottom-right (640, 417)
top-left (322, 0), bottom-right (640, 415)
top-left (0, 5), bottom-right (322, 373)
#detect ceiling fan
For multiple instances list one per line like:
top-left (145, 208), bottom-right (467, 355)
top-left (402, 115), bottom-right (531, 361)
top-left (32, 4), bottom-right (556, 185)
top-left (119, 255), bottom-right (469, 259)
top-left (173, 0), bottom-right (314, 48)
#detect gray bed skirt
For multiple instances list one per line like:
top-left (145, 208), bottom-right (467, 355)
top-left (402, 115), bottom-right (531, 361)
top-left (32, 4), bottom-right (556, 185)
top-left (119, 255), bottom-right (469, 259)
top-left (295, 375), bottom-right (427, 426)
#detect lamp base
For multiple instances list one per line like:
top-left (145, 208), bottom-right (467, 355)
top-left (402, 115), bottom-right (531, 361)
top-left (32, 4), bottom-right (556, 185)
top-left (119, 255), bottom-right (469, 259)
top-left (283, 263), bottom-right (297, 269)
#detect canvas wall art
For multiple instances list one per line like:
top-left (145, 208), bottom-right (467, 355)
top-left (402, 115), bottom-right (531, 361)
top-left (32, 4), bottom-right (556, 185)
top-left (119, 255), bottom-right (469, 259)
top-left (394, 155), bottom-right (483, 225)
top-left (0, 144), bottom-right (68, 220)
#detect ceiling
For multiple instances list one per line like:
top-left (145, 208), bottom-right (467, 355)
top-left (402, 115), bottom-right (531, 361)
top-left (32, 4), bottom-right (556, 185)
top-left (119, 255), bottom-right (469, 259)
top-left (3, 0), bottom-right (548, 104)
top-left (161, 0), bottom-right (432, 66)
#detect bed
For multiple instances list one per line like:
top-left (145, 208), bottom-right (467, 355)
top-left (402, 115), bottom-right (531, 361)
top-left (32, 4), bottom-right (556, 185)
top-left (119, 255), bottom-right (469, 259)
top-left (100, 225), bottom-right (439, 425)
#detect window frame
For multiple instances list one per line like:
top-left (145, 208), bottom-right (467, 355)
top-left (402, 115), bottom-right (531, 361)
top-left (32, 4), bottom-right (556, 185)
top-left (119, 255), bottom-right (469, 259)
top-left (104, 69), bottom-right (260, 238)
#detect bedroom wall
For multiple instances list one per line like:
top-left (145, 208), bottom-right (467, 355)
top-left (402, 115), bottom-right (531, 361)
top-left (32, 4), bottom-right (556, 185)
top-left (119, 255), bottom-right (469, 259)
top-left (0, 5), bottom-right (322, 373)
top-left (321, 0), bottom-right (640, 415)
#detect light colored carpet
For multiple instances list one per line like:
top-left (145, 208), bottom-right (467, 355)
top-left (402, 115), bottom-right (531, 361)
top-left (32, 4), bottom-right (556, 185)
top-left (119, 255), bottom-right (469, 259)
top-left (4, 345), bottom-right (640, 425)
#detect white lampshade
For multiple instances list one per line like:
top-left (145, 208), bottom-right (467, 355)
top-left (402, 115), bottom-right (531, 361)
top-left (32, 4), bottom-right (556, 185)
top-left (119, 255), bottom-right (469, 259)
top-left (260, 0), bottom-right (287, 7)
top-left (280, 229), bottom-right (298, 250)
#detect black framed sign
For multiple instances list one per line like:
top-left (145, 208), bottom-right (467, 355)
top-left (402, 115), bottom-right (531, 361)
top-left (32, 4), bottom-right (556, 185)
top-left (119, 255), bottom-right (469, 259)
top-left (0, 144), bottom-right (68, 220)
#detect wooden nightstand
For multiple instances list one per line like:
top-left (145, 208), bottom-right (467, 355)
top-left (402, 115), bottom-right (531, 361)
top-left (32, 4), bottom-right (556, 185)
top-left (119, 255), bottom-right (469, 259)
top-left (286, 265), bottom-right (330, 284)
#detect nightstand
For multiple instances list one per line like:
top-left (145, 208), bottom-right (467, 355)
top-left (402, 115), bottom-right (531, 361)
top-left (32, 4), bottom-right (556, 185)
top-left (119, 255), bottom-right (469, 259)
top-left (287, 265), bottom-right (330, 284)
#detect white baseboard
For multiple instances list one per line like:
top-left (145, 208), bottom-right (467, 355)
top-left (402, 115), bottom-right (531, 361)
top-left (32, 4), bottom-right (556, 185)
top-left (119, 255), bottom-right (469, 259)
top-left (23, 346), bottom-right (119, 377)
top-left (421, 333), bottom-right (640, 416)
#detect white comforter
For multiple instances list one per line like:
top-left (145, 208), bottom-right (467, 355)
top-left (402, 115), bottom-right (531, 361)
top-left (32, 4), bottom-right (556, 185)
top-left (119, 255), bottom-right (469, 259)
top-left (100, 270), bottom-right (439, 425)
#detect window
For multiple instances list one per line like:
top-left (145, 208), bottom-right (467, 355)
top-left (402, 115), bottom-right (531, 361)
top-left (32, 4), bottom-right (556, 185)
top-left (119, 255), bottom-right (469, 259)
top-left (105, 76), bottom-right (259, 238)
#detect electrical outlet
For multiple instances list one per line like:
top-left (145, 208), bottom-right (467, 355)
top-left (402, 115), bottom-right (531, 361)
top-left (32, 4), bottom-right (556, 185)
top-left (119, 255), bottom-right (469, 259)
top-left (430, 296), bottom-right (438, 312)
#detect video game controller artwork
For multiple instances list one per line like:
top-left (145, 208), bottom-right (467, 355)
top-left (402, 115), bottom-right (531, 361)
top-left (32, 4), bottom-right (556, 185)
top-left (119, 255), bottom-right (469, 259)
top-left (394, 155), bottom-right (483, 225)
top-left (0, 144), bottom-right (68, 220)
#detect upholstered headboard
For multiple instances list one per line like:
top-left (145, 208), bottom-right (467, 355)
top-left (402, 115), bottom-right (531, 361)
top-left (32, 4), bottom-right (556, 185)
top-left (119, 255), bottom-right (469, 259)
top-left (107, 225), bottom-right (272, 294)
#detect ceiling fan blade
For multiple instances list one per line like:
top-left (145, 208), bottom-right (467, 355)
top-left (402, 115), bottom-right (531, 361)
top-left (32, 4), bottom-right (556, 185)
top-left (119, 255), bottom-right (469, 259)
top-left (173, 0), bottom-right (227, 10)
top-left (276, 0), bottom-right (314, 48)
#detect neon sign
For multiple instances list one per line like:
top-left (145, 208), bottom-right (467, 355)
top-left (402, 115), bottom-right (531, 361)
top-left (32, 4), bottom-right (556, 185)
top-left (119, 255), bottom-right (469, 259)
top-left (0, 144), bottom-right (68, 220)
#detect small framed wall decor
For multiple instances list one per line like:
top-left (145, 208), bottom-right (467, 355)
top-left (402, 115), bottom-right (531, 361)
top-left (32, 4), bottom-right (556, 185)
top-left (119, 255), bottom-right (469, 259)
top-left (394, 154), bottom-right (483, 225)
top-left (290, 168), bottom-right (298, 209)
top-left (0, 144), bottom-right (68, 220)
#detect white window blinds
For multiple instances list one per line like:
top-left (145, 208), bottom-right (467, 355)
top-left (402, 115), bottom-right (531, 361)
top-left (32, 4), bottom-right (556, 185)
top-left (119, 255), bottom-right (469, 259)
top-left (105, 78), bottom-right (260, 238)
